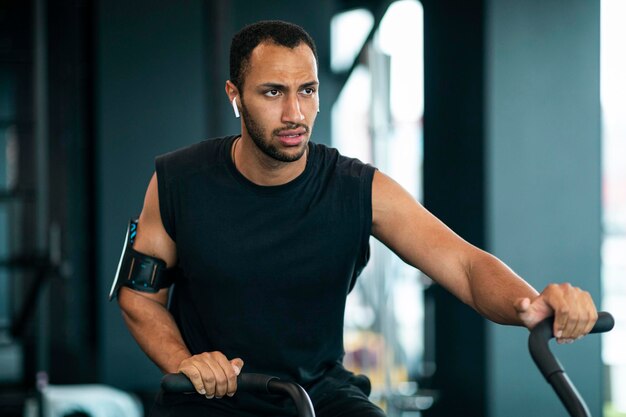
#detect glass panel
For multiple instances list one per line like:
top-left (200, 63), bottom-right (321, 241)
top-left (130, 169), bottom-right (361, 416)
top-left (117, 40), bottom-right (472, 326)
top-left (333, 1), bottom-right (426, 414)
top-left (601, 0), bottom-right (626, 415)
top-left (332, 65), bottom-right (372, 163)
top-left (331, 9), bottom-right (375, 73)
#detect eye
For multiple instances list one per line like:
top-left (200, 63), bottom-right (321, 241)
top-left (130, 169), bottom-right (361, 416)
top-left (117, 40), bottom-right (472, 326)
top-left (264, 89), bottom-right (281, 97)
top-left (301, 87), bottom-right (316, 96)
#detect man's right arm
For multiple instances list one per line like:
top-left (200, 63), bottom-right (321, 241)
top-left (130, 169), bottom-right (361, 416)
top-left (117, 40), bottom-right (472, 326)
top-left (117, 172), bottom-right (243, 398)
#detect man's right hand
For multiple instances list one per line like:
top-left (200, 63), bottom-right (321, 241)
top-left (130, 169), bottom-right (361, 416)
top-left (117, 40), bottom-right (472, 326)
top-left (177, 352), bottom-right (243, 399)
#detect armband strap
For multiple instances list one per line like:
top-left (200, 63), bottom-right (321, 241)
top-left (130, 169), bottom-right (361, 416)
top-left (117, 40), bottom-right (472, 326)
top-left (108, 218), bottom-right (176, 301)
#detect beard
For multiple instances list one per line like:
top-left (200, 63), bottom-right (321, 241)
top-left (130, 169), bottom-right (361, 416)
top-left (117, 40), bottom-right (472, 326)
top-left (240, 99), bottom-right (311, 163)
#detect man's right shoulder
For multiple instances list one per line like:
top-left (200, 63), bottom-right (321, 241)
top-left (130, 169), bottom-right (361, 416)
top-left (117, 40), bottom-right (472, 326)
top-left (155, 136), bottom-right (235, 180)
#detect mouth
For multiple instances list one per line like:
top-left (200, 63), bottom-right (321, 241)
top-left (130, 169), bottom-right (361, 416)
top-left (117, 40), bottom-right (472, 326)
top-left (276, 128), bottom-right (307, 146)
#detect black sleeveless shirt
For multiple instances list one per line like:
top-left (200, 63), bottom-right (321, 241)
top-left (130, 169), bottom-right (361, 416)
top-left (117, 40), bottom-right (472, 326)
top-left (155, 136), bottom-right (375, 413)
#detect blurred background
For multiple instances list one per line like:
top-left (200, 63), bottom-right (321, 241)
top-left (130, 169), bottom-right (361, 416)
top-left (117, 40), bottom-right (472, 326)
top-left (0, 0), bottom-right (623, 416)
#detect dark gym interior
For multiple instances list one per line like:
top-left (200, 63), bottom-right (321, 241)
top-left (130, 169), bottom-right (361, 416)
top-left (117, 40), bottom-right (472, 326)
top-left (0, 1), bottom-right (618, 417)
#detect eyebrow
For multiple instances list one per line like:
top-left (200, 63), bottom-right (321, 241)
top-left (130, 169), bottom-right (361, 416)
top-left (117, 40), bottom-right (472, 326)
top-left (258, 81), bottom-right (319, 90)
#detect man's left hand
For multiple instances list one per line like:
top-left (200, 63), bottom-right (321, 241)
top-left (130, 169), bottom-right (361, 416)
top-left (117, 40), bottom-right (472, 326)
top-left (514, 283), bottom-right (598, 343)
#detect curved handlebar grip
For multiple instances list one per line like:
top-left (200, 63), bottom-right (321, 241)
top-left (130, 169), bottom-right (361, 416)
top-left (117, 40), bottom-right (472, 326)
top-left (528, 311), bottom-right (614, 417)
top-left (268, 379), bottom-right (316, 417)
top-left (160, 373), bottom-right (316, 417)
top-left (529, 311), bottom-right (614, 380)
top-left (161, 373), bottom-right (195, 393)
top-left (161, 372), bottom-right (279, 394)
top-left (237, 373), bottom-right (280, 394)
top-left (589, 312), bottom-right (615, 334)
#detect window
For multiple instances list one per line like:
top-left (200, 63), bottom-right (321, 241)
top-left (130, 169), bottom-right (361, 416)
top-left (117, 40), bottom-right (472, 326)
top-left (332, 1), bottom-right (429, 413)
top-left (601, 0), bottom-right (626, 415)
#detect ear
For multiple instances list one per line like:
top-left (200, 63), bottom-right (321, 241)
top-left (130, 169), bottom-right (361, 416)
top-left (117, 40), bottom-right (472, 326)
top-left (225, 80), bottom-right (241, 118)
top-left (225, 80), bottom-right (239, 102)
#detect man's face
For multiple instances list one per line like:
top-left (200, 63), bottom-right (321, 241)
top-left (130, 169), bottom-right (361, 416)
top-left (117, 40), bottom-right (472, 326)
top-left (239, 42), bottom-right (319, 163)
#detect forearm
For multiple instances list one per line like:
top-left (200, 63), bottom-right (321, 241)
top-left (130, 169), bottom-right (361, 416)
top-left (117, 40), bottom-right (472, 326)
top-left (119, 288), bottom-right (190, 373)
top-left (466, 249), bottom-right (539, 326)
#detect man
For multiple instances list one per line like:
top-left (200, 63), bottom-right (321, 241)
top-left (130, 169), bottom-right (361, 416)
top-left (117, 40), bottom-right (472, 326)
top-left (115, 20), bottom-right (597, 417)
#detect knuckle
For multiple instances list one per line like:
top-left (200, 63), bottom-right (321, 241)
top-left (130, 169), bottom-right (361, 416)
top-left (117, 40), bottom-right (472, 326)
top-left (183, 368), bottom-right (200, 380)
top-left (199, 368), bottom-right (214, 383)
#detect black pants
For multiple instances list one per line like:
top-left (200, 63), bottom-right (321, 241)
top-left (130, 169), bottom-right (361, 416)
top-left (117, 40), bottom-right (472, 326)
top-left (150, 371), bottom-right (386, 417)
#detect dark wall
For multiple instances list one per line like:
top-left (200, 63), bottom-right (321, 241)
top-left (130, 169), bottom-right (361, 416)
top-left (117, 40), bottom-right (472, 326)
top-left (422, 1), bottom-right (601, 417)
top-left (96, 0), bottom-right (209, 389)
top-left (485, 1), bottom-right (602, 416)
top-left (0, 0), bottom-right (95, 388)
top-left (421, 1), bottom-right (486, 416)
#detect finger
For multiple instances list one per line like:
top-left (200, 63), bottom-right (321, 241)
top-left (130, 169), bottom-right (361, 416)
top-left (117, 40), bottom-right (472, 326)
top-left (194, 355), bottom-right (218, 398)
top-left (207, 352), bottom-right (231, 398)
top-left (228, 358), bottom-right (244, 397)
top-left (231, 358), bottom-right (244, 375)
top-left (558, 285), bottom-right (578, 339)
top-left (566, 288), bottom-right (597, 339)
top-left (514, 297), bottom-right (531, 313)
top-left (568, 290), bottom-right (590, 339)
top-left (179, 365), bottom-right (207, 396)
top-left (514, 297), bottom-right (530, 312)
top-left (562, 313), bottom-right (580, 340)
top-left (571, 315), bottom-right (587, 339)
top-left (545, 284), bottom-right (569, 338)
top-left (582, 293), bottom-right (598, 335)
top-left (513, 297), bottom-right (536, 329)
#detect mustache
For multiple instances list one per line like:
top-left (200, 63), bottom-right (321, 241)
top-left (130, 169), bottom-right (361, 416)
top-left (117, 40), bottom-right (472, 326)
top-left (273, 123), bottom-right (310, 135)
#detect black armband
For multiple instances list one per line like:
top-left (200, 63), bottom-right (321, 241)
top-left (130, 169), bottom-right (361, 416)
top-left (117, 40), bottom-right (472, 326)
top-left (108, 218), bottom-right (176, 301)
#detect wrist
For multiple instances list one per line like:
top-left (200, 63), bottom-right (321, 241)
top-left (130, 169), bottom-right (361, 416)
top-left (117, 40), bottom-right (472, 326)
top-left (163, 346), bottom-right (191, 374)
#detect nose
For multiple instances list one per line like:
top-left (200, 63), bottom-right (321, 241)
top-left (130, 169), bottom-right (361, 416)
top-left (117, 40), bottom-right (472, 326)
top-left (281, 94), bottom-right (305, 123)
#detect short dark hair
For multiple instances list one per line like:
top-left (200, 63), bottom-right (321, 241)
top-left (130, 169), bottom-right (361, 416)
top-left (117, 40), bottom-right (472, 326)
top-left (229, 20), bottom-right (318, 92)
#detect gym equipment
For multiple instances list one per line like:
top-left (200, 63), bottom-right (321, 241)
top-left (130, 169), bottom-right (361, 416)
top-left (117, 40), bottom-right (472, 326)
top-left (529, 311), bottom-right (614, 417)
top-left (162, 372), bottom-right (315, 417)
top-left (161, 312), bottom-right (614, 417)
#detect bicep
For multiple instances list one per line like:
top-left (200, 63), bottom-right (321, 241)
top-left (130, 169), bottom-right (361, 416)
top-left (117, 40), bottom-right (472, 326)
top-left (371, 171), bottom-right (476, 305)
top-left (119, 172), bottom-right (177, 308)
top-left (134, 172), bottom-right (177, 267)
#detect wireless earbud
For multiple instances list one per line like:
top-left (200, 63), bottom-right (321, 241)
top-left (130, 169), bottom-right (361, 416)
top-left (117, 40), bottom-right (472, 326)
top-left (232, 97), bottom-right (240, 118)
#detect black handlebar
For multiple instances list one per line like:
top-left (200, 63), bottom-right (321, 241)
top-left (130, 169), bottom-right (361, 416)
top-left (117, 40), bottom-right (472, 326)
top-left (161, 312), bottom-right (614, 417)
top-left (529, 311), bottom-right (615, 417)
top-left (161, 372), bottom-right (316, 417)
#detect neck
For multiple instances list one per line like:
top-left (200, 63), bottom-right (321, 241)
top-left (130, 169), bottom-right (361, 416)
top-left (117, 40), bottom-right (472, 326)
top-left (232, 135), bottom-right (308, 186)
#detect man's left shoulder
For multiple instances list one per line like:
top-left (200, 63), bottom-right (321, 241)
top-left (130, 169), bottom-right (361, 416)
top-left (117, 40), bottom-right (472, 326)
top-left (309, 141), bottom-right (376, 178)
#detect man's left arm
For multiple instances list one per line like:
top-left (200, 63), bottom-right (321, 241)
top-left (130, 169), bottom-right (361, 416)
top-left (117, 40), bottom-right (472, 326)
top-left (371, 171), bottom-right (598, 342)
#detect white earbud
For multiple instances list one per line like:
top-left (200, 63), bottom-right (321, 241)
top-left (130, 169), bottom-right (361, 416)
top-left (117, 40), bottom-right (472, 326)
top-left (232, 97), bottom-right (240, 118)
